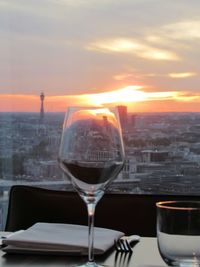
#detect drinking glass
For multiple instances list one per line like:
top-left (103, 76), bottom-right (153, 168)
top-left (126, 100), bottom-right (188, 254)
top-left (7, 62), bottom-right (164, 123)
top-left (157, 201), bottom-right (200, 267)
top-left (58, 107), bottom-right (125, 267)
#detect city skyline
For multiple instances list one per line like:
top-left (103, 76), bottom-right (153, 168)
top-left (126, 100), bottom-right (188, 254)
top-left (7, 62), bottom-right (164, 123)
top-left (0, 0), bottom-right (200, 112)
top-left (1, 111), bottom-right (200, 196)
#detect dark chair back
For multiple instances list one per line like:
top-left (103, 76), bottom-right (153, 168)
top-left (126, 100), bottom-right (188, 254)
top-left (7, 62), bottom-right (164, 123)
top-left (5, 185), bottom-right (87, 232)
top-left (5, 185), bottom-right (200, 236)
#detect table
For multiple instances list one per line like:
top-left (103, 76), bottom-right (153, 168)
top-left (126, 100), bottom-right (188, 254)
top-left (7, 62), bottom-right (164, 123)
top-left (0, 236), bottom-right (166, 267)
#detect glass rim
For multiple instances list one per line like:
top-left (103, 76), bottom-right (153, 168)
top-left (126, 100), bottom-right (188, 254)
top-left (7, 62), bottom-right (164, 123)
top-left (156, 200), bottom-right (200, 210)
top-left (65, 105), bottom-right (116, 110)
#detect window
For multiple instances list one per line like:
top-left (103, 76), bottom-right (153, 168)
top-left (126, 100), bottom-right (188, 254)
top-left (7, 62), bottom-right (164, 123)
top-left (0, 0), bottom-right (199, 229)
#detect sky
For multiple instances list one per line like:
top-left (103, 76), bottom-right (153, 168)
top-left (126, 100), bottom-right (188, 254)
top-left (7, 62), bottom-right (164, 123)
top-left (0, 0), bottom-right (200, 112)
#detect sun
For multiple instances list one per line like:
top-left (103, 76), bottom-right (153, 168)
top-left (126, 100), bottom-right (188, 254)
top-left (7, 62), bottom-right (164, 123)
top-left (83, 86), bottom-right (146, 106)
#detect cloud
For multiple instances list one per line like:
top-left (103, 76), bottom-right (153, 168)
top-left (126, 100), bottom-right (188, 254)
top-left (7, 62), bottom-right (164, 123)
top-left (146, 20), bottom-right (200, 50)
top-left (174, 93), bottom-right (200, 102)
top-left (168, 72), bottom-right (197, 78)
top-left (86, 38), bottom-right (180, 61)
top-left (0, 0), bottom-right (72, 21)
top-left (113, 73), bottom-right (134, 81)
top-left (141, 72), bottom-right (197, 79)
top-left (76, 86), bottom-right (200, 106)
top-left (49, 0), bottom-right (117, 6)
top-left (0, 1), bottom-right (48, 17)
top-left (163, 20), bottom-right (200, 41)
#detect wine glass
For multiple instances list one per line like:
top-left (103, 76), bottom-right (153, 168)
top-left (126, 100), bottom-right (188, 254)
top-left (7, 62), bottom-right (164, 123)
top-left (58, 106), bottom-right (125, 267)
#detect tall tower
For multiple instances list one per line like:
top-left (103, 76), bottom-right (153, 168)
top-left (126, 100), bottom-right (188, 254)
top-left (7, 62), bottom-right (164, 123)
top-left (40, 92), bottom-right (45, 121)
top-left (116, 105), bottom-right (128, 129)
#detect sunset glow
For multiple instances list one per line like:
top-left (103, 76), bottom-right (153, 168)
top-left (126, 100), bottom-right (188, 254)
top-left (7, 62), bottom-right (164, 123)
top-left (1, 86), bottom-right (200, 113)
top-left (81, 87), bottom-right (200, 107)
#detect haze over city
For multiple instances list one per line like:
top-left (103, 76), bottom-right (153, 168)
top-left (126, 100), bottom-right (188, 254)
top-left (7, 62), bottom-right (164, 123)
top-left (0, 0), bottom-right (200, 112)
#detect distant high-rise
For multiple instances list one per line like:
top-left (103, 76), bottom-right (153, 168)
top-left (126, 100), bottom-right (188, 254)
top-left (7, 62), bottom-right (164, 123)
top-left (117, 105), bottom-right (128, 129)
top-left (40, 92), bottom-right (45, 121)
top-left (131, 114), bottom-right (137, 128)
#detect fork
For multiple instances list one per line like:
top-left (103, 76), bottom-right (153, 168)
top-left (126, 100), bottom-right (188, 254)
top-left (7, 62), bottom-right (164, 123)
top-left (115, 235), bottom-right (140, 253)
top-left (115, 239), bottom-right (132, 253)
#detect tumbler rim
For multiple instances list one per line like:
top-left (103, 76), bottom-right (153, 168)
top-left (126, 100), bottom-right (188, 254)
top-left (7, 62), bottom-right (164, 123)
top-left (156, 200), bottom-right (200, 210)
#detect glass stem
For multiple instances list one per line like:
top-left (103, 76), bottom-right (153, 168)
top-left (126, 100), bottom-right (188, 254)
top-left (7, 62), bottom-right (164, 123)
top-left (87, 202), bottom-right (96, 264)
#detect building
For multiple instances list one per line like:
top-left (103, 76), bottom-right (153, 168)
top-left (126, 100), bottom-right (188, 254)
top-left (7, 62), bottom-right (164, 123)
top-left (116, 105), bottom-right (128, 129)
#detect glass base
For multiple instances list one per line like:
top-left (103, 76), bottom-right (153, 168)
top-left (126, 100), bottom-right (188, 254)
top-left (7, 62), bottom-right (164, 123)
top-left (77, 262), bottom-right (110, 267)
top-left (163, 257), bottom-right (200, 267)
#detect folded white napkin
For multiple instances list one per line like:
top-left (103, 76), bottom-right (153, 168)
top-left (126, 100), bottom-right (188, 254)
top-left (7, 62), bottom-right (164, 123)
top-left (2, 223), bottom-right (124, 255)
